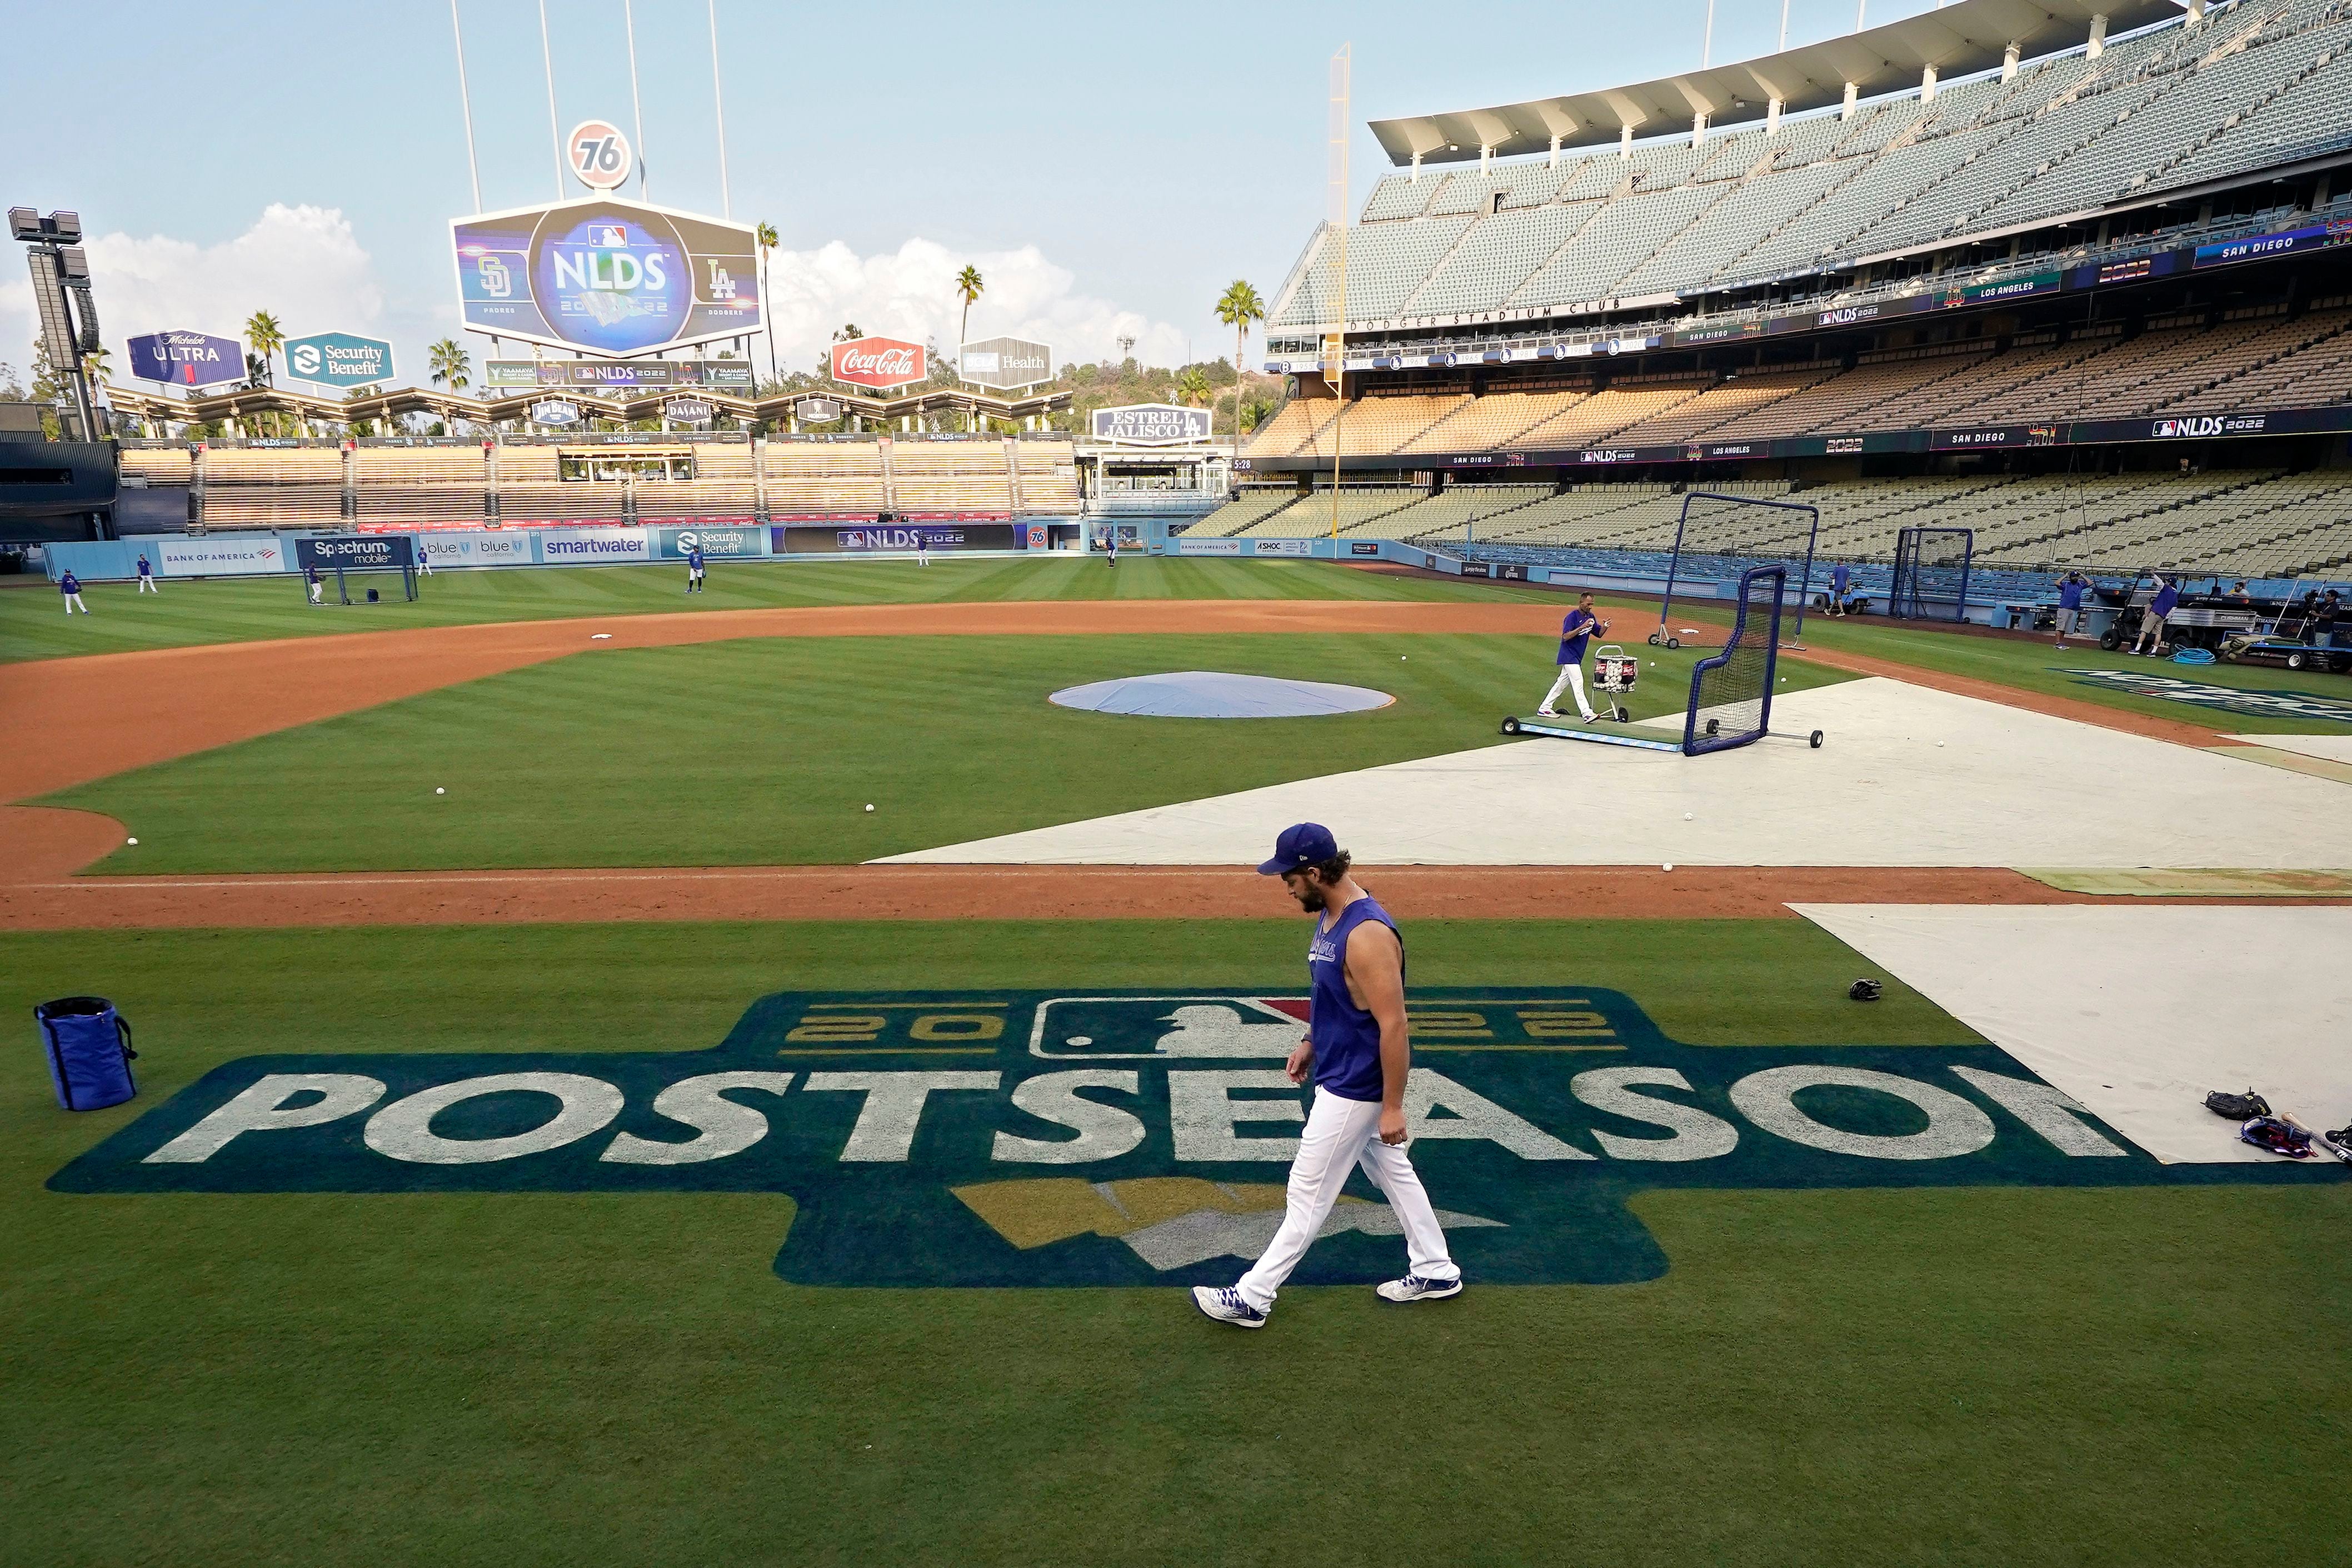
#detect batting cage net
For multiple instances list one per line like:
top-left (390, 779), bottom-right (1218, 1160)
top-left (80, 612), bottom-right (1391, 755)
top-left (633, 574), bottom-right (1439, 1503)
top-left (306, 563), bottom-right (420, 606)
top-left (1656, 492), bottom-right (1819, 646)
top-left (1684, 565), bottom-right (1785, 756)
top-left (1889, 527), bottom-right (1974, 622)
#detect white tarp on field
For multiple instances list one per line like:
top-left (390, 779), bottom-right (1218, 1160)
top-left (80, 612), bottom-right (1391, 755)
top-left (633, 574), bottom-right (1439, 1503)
top-left (1791, 904), bottom-right (2352, 1165)
top-left (885, 677), bottom-right (2352, 867)
top-left (2226, 732), bottom-right (2352, 764)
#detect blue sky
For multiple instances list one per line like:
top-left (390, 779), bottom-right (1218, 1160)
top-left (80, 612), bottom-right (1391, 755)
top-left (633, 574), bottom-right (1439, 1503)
top-left (1, 1), bottom-right (1964, 390)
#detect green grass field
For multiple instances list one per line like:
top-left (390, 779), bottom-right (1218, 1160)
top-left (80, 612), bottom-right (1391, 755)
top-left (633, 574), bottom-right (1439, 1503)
top-left (10, 557), bottom-right (2346, 738)
top-left (4, 920), bottom-right (2343, 1566)
top-left (49, 631), bottom-right (1853, 875)
top-left (0, 556), bottom-right (1567, 663)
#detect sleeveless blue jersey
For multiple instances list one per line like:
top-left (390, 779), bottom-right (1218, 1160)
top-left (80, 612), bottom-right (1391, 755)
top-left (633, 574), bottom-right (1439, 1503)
top-left (1306, 895), bottom-right (1402, 1102)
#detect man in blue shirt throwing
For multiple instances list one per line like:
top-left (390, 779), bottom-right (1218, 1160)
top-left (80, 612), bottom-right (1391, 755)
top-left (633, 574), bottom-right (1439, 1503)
top-left (1536, 591), bottom-right (1609, 722)
top-left (2131, 573), bottom-right (2179, 656)
top-left (1194, 823), bottom-right (1463, 1329)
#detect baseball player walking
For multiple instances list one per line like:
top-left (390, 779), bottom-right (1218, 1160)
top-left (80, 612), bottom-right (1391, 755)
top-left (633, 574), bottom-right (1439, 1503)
top-left (1193, 822), bottom-right (1462, 1329)
top-left (686, 545), bottom-right (706, 594)
top-left (306, 564), bottom-right (323, 605)
top-left (136, 553), bottom-right (158, 593)
top-left (1536, 592), bottom-right (1607, 722)
top-left (59, 569), bottom-right (88, 613)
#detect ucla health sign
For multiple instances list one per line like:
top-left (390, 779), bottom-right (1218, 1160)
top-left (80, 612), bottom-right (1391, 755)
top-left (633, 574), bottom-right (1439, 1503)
top-left (282, 331), bottom-right (395, 388)
top-left (451, 196), bottom-right (762, 357)
top-left (47, 987), bottom-right (2299, 1291)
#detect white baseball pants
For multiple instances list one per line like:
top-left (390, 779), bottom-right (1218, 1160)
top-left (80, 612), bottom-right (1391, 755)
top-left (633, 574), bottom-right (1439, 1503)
top-left (138, 576), bottom-right (158, 593)
top-left (1236, 1085), bottom-right (1458, 1312)
top-left (1540, 663), bottom-right (1594, 720)
top-left (64, 593), bottom-right (86, 614)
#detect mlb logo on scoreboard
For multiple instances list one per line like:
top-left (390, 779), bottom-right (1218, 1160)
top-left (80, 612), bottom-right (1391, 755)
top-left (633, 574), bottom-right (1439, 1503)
top-left (590, 224), bottom-right (627, 248)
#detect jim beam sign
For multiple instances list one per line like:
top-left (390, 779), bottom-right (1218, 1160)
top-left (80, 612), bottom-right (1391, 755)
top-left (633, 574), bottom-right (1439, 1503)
top-left (961, 336), bottom-right (1053, 391)
top-left (831, 337), bottom-right (926, 390)
top-left (1091, 403), bottom-right (1212, 446)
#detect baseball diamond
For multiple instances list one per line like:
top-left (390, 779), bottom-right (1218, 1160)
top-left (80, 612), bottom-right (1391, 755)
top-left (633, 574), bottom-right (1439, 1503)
top-left (8, 3), bottom-right (2352, 1564)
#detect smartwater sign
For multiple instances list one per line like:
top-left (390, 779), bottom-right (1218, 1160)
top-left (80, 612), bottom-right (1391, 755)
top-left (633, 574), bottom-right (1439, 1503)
top-left (127, 329), bottom-right (244, 388)
top-left (536, 528), bottom-right (651, 563)
top-left (282, 332), bottom-right (395, 388)
top-left (1092, 403), bottom-right (1211, 445)
top-left (49, 986), bottom-right (2284, 1290)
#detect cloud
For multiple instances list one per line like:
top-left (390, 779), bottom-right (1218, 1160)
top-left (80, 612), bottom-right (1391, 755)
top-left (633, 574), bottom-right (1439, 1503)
top-left (756, 237), bottom-right (1189, 373)
top-left (0, 203), bottom-right (385, 378)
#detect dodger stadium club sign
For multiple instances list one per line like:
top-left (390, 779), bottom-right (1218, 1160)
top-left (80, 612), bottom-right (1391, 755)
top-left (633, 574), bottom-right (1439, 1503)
top-left (51, 987), bottom-right (2293, 1290)
top-left (451, 196), bottom-right (763, 357)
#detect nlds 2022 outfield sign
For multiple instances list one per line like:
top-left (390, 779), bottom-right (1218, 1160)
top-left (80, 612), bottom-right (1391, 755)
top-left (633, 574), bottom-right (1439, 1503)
top-left (452, 195), bottom-right (762, 358)
top-left (52, 988), bottom-right (2302, 1290)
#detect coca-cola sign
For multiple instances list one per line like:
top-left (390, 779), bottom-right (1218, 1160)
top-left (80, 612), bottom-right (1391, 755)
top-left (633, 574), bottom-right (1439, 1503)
top-left (831, 337), bottom-right (926, 388)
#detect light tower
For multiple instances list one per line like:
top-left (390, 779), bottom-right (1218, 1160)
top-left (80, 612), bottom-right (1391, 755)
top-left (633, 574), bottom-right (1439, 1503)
top-left (9, 207), bottom-right (105, 441)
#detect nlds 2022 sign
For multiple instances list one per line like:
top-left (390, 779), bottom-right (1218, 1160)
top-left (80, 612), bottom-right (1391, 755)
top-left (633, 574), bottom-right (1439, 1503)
top-left (452, 196), bottom-right (762, 358)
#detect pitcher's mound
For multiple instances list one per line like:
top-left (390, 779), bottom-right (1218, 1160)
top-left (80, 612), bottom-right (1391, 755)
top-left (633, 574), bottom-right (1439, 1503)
top-left (1050, 671), bottom-right (1392, 719)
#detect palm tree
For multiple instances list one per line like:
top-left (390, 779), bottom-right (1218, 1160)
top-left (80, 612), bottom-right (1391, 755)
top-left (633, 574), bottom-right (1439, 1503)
top-left (1176, 367), bottom-right (1214, 408)
top-left (756, 221), bottom-right (780, 386)
top-left (954, 264), bottom-right (983, 348)
top-left (1215, 279), bottom-right (1265, 473)
top-left (243, 310), bottom-right (284, 388)
top-left (428, 338), bottom-right (472, 392)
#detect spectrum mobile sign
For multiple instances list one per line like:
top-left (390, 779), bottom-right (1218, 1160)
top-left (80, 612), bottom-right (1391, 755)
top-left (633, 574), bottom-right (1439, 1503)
top-left (48, 987), bottom-right (2299, 1290)
top-left (451, 196), bottom-right (762, 357)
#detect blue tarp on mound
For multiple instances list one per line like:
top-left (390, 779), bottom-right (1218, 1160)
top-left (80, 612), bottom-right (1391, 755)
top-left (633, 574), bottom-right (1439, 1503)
top-left (1049, 671), bottom-right (1392, 718)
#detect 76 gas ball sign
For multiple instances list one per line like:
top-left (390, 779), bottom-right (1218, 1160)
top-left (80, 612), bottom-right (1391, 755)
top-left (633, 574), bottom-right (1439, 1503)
top-left (568, 119), bottom-right (633, 191)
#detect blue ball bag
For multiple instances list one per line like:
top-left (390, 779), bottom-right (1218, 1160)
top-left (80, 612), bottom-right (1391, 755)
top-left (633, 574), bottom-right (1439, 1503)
top-left (35, 996), bottom-right (138, 1111)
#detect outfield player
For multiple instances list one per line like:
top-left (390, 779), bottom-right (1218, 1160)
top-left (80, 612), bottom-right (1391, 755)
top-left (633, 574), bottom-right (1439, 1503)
top-left (136, 553), bottom-right (158, 593)
top-left (1193, 823), bottom-right (1461, 1329)
top-left (1536, 592), bottom-right (1607, 722)
top-left (59, 569), bottom-right (88, 614)
top-left (916, 530), bottom-right (929, 567)
top-left (416, 546), bottom-right (433, 577)
top-left (1105, 529), bottom-right (1118, 569)
top-left (685, 545), bottom-right (706, 594)
top-left (306, 563), bottom-right (323, 605)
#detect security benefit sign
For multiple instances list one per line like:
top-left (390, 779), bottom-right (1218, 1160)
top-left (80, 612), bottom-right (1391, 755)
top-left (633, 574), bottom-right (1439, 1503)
top-left (451, 196), bottom-right (763, 357)
top-left (50, 988), bottom-right (2299, 1290)
top-left (282, 331), bottom-right (395, 388)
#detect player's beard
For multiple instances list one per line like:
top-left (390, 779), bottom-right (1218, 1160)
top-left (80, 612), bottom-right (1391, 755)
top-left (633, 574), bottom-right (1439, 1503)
top-left (1292, 881), bottom-right (1329, 912)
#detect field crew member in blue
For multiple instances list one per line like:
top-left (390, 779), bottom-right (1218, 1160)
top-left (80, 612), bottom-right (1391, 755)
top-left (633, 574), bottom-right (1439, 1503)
top-left (685, 544), bottom-right (706, 594)
top-left (1194, 822), bottom-right (1462, 1328)
top-left (1536, 591), bottom-right (1608, 722)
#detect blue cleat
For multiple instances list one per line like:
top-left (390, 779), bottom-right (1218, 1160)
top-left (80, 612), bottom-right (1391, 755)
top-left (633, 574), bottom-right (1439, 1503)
top-left (1191, 1286), bottom-right (1267, 1328)
top-left (1375, 1274), bottom-right (1465, 1304)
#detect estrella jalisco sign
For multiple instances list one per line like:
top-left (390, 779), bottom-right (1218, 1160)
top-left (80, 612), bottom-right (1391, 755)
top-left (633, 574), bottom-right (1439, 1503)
top-left (49, 988), bottom-right (2303, 1289)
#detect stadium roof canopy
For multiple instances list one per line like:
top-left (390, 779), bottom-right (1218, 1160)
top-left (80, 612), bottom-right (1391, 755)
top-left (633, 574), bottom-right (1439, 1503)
top-left (1369, 0), bottom-right (2195, 167)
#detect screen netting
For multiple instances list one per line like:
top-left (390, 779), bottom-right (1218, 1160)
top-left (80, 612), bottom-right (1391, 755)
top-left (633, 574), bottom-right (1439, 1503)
top-left (1659, 492), bottom-right (1820, 643)
top-left (1684, 565), bottom-right (1785, 756)
top-left (1889, 527), bottom-right (1974, 622)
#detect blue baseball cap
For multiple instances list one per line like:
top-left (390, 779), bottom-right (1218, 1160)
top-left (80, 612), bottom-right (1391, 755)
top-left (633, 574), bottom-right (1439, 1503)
top-left (1258, 822), bottom-right (1340, 876)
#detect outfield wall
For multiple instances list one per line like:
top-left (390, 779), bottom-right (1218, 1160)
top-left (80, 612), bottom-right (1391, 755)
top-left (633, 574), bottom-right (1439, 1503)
top-left (41, 526), bottom-right (1052, 582)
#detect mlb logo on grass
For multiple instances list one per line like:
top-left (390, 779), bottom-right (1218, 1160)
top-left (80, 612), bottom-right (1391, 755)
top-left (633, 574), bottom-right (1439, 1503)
top-left (53, 986), bottom-right (2288, 1293)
